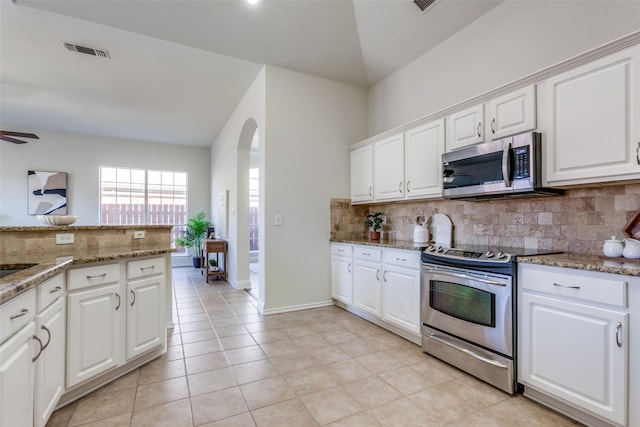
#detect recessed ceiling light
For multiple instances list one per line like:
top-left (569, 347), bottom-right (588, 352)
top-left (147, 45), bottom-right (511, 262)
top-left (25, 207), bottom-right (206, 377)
top-left (247, 0), bottom-right (260, 4)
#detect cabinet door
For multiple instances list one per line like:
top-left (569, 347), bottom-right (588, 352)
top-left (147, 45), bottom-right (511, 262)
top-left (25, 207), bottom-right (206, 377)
top-left (67, 283), bottom-right (124, 387)
top-left (545, 44), bottom-right (640, 185)
top-left (331, 255), bottom-right (352, 306)
top-left (446, 104), bottom-right (484, 151)
top-left (350, 145), bottom-right (374, 203)
top-left (381, 265), bottom-right (420, 334)
top-left (127, 276), bottom-right (165, 360)
top-left (374, 133), bottom-right (405, 201)
top-left (0, 322), bottom-right (35, 427)
top-left (353, 260), bottom-right (381, 317)
top-left (486, 85), bottom-right (536, 140)
top-left (34, 297), bottom-right (65, 427)
top-left (519, 292), bottom-right (627, 425)
top-left (404, 119), bottom-right (445, 199)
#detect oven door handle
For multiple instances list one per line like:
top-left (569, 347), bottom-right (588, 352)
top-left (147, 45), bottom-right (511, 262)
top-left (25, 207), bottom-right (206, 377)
top-left (425, 330), bottom-right (509, 369)
top-left (423, 267), bottom-right (507, 287)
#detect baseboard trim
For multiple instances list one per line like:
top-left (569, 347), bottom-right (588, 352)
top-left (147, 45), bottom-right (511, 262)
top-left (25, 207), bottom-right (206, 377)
top-left (231, 279), bottom-right (251, 290)
top-left (262, 300), bottom-right (334, 315)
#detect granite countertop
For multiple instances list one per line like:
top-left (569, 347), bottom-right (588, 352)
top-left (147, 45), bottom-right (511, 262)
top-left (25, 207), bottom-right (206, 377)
top-left (330, 238), bottom-right (426, 251)
top-left (0, 225), bottom-right (173, 232)
top-left (0, 246), bottom-right (176, 305)
top-left (518, 252), bottom-right (640, 277)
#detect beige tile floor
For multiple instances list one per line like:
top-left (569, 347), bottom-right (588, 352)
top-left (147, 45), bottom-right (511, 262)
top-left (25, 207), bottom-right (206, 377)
top-left (47, 267), bottom-right (582, 426)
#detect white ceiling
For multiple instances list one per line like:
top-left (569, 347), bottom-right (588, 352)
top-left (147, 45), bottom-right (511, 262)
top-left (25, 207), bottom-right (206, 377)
top-left (0, 0), bottom-right (502, 147)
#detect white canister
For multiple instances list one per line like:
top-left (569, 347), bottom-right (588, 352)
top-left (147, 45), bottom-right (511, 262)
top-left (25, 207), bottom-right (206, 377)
top-left (623, 238), bottom-right (640, 259)
top-left (603, 237), bottom-right (623, 258)
top-left (413, 225), bottom-right (429, 244)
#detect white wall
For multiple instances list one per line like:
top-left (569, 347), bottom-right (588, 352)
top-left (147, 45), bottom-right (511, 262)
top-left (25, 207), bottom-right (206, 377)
top-left (0, 129), bottom-right (211, 229)
top-left (211, 68), bottom-right (266, 290)
top-left (368, 1), bottom-right (640, 136)
top-left (211, 65), bottom-right (367, 313)
top-left (262, 65), bottom-right (367, 312)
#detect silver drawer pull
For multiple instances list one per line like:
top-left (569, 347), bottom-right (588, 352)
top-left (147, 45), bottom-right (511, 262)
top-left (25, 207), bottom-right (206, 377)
top-left (10, 308), bottom-right (29, 320)
top-left (86, 273), bottom-right (107, 279)
top-left (616, 322), bottom-right (623, 348)
top-left (140, 265), bottom-right (155, 271)
top-left (395, 257), bottom-right (406, 262)
top-left (553, 282), bottom-right (580, 289)
top-left (49, 286), bottom-right (62, 294)
top-left (130, 290), bottom-right (136, 307)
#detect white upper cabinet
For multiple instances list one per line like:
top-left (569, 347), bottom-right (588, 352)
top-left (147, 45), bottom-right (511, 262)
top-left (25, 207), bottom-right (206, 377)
top-left (544, 44), bottom-right (640, 185)
top-left (350, 145), bottom-right (374, 203)
top-left (446, 86), bottom-right (536, 152)
top-left (446, 104), bottom-right (484, 151)
top-left (373, 133), bottom-right (405, 201)
top-left (486, 85), bottom-right (536, 140)
top-left (404, 119), bottom-right (445, 199)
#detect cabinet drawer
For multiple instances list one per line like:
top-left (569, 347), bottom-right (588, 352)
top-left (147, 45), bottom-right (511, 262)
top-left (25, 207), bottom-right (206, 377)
top-left (0, 288), bottom-right (36, 343)
top-left (37, 273), bottom-right (65, 311)
top-left (383, 249), bottom-right (420, 269)
top-left (519, 265), bottom-right (627, 307)
top-left (353, 246), bottom-right (382, 262)
top-left (67, 263), bottom-right (120, 291)
top-left (331, 244), bottom-right (352, 257)
top-left (127, 257), bottom-right (165, 280)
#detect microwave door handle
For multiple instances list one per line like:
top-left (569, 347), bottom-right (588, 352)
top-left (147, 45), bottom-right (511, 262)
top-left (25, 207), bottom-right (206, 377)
top-left (502, 141), bottom-right (513, 187)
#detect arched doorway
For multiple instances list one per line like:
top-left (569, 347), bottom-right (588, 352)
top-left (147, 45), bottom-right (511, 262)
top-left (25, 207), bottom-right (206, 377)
top-left (236, 119), bottom-right (261, 300)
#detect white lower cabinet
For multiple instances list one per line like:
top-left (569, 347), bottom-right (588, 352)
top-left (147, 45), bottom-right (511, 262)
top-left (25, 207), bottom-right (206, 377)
top-left (34, 297), bottom-right (65, 427)
top-left (518, 264), bottom-right (630, 426)
top-left (331, 243), bottom-right (421, 342)
top-left (381, 249), bottom-right (421, 334)
top-left (331, 244), bottom-right (353, 305)
top-left (0, 289), bottom-right (36, 427)
top-left (0, 320), bottom-right (36, 427)
top-left (66, 281), bottom-right (124, 387)
top-left (352, 246), bottom-right (382, 318)
top-left (67, 257), bottom-right (166, 389)
top-left (127, 258), bottom-right (166, 360)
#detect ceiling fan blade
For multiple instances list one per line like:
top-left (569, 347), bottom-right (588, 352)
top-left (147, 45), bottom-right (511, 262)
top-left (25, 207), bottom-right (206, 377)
top-left (0, 130), bottom-right (39, 139)
top-left (0, 135), bottom-right (29, 144)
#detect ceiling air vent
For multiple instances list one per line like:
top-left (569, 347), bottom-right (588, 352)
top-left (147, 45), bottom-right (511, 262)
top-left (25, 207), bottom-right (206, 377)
top-left (413, 0), bottom-right (438, 12)
top-left (62, 42), bottom-right (110, 59)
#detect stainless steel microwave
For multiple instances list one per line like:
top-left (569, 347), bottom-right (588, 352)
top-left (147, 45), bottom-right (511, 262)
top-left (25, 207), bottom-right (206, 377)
top-left (442, 132), bottom-right (563, 200)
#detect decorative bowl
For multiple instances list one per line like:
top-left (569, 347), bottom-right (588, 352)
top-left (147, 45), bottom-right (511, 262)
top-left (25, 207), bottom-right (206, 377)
top-left (37, 215), bottom-right (78, 226)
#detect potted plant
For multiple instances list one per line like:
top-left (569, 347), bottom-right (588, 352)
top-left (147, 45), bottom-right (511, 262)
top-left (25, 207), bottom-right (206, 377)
top-left (175, 211), bottom-right (211, 268)
top-left (364, 212), bottom-right (385, 241)
top-left (209, 258), bottom-right (218, 271)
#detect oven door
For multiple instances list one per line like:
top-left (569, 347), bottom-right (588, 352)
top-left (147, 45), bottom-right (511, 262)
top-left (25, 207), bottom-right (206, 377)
top-left (421, 264), bottom-right (512, 357)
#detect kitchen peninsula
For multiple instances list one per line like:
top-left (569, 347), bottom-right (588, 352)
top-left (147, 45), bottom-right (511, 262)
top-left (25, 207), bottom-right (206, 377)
top-left (0, 225), bottom-right (175, 427)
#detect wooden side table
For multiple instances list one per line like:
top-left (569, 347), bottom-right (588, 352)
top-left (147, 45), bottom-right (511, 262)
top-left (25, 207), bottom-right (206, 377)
top-left (201, 239), bottom-right (227, 282)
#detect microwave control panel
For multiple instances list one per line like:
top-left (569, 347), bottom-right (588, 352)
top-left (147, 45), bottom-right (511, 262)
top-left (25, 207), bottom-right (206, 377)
top-left (513, 146), bottom-right (530, 179)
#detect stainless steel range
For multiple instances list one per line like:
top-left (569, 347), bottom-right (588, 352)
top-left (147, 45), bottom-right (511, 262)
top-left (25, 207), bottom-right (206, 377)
top-left (420, 244), bottom-right (556, 394)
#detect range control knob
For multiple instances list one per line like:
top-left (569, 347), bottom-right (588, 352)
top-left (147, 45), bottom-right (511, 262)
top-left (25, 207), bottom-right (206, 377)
top-left (485, 250), bottom-right (494, 258)
top-left (427, 245), bottom-right (436, 252)
top-left (497, 251), bottom-right (508, 259)
top-left (436, 246), bottom-right (444, 253)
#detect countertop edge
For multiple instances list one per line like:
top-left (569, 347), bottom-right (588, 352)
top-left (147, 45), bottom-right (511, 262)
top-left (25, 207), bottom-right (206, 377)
top-left (1, 248), bottom-right (175, 305)
top-left (518, 253), bottom-right (640, 277)
top-left (330, 238), bottom-right (426, 251)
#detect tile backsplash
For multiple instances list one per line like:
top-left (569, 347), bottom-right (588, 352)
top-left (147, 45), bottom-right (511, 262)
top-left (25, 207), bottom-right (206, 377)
top-left (331, 183), bottom-right (640, 255)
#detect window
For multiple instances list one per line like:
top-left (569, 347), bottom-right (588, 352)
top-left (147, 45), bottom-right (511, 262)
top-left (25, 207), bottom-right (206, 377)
top-left (99, 167), bottom-right (187, 254)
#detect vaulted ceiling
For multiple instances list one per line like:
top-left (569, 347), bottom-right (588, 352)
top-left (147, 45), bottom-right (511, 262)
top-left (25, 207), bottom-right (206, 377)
top-left (0, 0), bottom-right (502, 146)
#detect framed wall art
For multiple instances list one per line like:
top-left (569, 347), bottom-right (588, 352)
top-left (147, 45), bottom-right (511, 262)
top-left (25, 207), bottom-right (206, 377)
top-left (28, 170), bottom-right (68, 215)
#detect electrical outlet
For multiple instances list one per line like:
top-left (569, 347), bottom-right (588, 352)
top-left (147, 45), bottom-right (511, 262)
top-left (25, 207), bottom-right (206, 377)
top-left (134, 230), bottom-right (146, 239)
top-left (274, 214), bottom-right (283, 226)
top-left (381, 215), bottom-right (387, 225)
top-left (56, 233), bottom-right (74, 244)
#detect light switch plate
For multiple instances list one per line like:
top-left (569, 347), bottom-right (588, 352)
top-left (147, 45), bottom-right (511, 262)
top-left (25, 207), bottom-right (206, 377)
top-left (56, 233), bottom-right (74, 244)
top-left (274, 214), bottom-right (283, 226)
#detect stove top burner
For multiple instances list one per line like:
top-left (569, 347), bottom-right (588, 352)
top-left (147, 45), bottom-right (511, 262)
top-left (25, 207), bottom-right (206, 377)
top-left (423, 244), bottom-right (559, 264)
